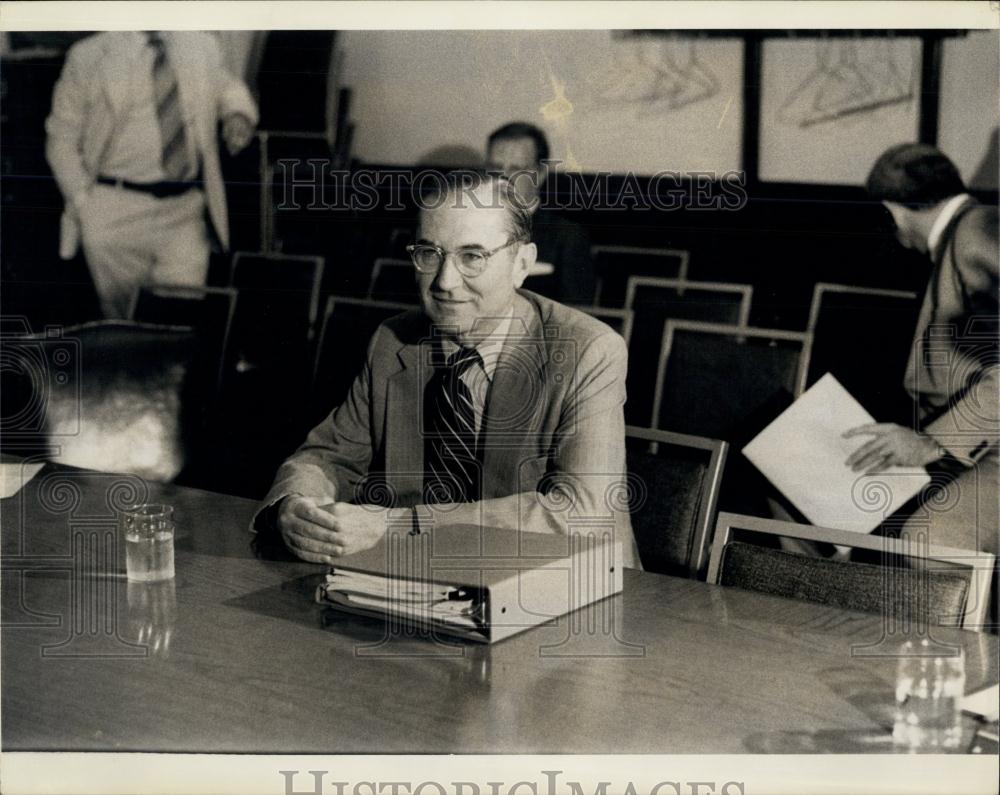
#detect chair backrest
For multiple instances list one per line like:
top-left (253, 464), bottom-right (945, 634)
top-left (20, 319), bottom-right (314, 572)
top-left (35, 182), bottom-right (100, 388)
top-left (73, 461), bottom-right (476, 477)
top-left (36, 320), bottom-right (198, 482)
top-left (569, 306), bottom-right (634, 346)
top-left (800, 283), bottom-right (920, 423)
top-left (626, 425), bottom-right (728, 578)
top-left (129, 284), bottom-right (237, 404)
top-left (651, 320), bottom-right (810, 439)
top-left (386, 226), bottom-right (416, 259)
top-left (708, 512), bottom-right (995, 630)
top-left (311, 295), bottom-right (416, 422)
top-left (591, 245), bottom-right (690, 308)
top-left (623, 277), bottom-right (752, 425)
top-left (368, 257), bottom-right (420, 304)
top-left (229, 251), bottom-right (325, 373)
top-left (624, 276), bottom-right (752, 325)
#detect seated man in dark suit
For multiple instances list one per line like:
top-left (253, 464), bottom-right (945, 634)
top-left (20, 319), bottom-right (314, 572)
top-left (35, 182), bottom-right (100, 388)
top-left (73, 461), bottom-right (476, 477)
top-left (486, 122), bottom-right (596, 305)
top-left (254, 172), bottom-right (639, 568)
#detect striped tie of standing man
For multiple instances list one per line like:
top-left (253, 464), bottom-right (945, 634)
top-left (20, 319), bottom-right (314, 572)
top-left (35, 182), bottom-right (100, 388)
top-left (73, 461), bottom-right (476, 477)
top-left (147, 32), bottom-right (193, 183)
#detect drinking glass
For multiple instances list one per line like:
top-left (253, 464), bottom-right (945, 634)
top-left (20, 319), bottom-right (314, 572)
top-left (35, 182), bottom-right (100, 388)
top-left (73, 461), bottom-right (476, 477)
top-left (120, 503), bottom-right (175, 582)
top-left (893, 638), bottom-right (966, 751)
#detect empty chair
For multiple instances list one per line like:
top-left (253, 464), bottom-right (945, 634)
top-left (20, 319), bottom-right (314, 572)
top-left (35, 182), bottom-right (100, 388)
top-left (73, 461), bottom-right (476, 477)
top-left (708, 512), bottom-right (994, 630)
top-left (228, 251), bottom-right (325, 377)
top-left (367, 257), bottom-right (420, 303)
top-left (386, 225), bottom-right (416, 259)
top-left (801, 283), bottom-right (920, 424)
top-left (624, 277), bottom-right (751, 325)
top-left (129, 284), bottom-right (237, 405)
top-left (626, 426), bottom-right (728, 578)
top-left (21, 320), bottom-right (196, 482)
top-left (591, 245), bottom-right (690, 308)
top-left (213, 252), bottom-right (325, 496)
top-left (311, 296), bottom-right (415, 422)
top-left (570, 306), bottom-right (634, 345)
top-left (624, 277), bottom-right (752, 425)
top-left (651, 320), bottom-right (810, 440)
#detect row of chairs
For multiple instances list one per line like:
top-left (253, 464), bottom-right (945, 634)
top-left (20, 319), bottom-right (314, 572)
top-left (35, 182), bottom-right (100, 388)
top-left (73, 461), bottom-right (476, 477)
top-left (625, 425), bottom-right (992, 630)
top-left (129, 252), bottom-right (920, 449)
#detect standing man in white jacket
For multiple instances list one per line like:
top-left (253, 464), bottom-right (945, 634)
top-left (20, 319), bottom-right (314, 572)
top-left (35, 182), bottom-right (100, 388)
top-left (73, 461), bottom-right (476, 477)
top-left (46, 31), bottom-right (259, 318)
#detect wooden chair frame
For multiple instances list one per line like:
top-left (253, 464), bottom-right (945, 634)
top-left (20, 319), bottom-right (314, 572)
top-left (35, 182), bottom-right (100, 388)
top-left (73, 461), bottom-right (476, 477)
top-left (230, 250), bottom-right (326, 340)
top-left (591, 245), bottom-right (691, 305)
top-left (623, 275), bottom-right (753, 327)
top-left (708, 511), bottom-right (995, 631)
top-left (650, 319), bottom-right (812, 430)
top-left (626, 425), bottom-right (729, 577)
top-left (128, 283), bottom-right (238, 401)
top-left (798, 282), bottom-right (919, 397)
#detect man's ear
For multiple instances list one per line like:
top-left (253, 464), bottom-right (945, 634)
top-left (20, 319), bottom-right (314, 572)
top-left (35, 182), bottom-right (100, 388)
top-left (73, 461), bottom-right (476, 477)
top-left (537, 159), bottom-right (550, 185)
top-left (512, 242), bottom-right (536, 288)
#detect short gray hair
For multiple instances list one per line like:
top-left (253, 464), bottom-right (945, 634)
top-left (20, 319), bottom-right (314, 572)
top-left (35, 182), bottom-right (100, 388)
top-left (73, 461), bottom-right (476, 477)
top-left (419, 170), bottom-right (532, 243)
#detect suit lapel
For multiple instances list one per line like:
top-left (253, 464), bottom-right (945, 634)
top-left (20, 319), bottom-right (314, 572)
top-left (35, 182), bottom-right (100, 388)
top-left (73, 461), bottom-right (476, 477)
top-left (906, 200), bottom-right (979, 406)
top-left (163, 32), bottom-right (206, 156)
top-left (98, 33), bottom-right (143, 116)
top-left (480, 294), bottom-right (548, 495)
top-left (386, 329), bottom-right (434, 498)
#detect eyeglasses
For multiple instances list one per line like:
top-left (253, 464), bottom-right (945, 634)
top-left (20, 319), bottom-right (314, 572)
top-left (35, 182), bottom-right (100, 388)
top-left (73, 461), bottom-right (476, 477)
top-left (405, 238), bottom-right (523, 278)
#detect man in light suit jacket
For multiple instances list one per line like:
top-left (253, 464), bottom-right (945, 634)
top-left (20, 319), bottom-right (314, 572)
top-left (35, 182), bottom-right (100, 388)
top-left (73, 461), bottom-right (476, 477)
top-left (45, 31), bottom-right (258, 318)
top-left (845, 144), bottom-right (998, 555)
top-left (256, 173), bottom-right (641, 569)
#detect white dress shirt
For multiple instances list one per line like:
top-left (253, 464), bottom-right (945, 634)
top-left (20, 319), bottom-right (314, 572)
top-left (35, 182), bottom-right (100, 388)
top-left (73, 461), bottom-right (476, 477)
top-left (439, 309), bottom-right (515, 436)
top-left (101, 32), bottom-right (199, 183)
top-left (927, 193), bottom-right (973, 261)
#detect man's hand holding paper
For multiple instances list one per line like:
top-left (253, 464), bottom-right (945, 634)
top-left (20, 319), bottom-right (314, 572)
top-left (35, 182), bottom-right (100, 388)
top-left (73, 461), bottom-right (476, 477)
top-left (843, 423), bottom-right (944, 474)
top-left (742, 374), bottom-right (931, 534)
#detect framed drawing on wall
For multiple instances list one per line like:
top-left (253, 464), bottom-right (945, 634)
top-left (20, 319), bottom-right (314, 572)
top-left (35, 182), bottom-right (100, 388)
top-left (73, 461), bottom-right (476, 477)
top-left (341, 30), bottom-right (744, 176)
top-left (758, 35), bottom-right (922, 185)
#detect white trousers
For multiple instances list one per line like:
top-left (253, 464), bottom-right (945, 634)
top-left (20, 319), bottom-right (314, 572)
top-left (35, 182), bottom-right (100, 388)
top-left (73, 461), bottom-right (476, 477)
top-left (80, 183), bottom-right (211, 319)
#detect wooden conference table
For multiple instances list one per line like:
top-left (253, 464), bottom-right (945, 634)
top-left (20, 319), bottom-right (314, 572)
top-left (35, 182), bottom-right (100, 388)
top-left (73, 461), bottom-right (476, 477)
top-left (2, 462), bottom-right (997, 754)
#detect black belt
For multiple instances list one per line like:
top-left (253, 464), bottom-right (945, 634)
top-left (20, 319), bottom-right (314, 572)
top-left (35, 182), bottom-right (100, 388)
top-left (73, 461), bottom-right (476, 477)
top-left (97, 175), bottom-right (201, 198)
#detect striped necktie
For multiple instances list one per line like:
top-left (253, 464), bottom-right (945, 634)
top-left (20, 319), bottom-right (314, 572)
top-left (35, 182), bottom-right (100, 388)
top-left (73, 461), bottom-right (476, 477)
top-left (148, 33), bottom-right (192, 183)
top-left (424, 346), bottom-right (482, 504)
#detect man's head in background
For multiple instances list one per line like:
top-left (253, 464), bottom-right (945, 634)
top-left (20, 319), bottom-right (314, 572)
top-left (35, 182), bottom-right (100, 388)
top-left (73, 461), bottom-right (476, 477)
top-left (410, 172), bottom-right (537, 347)
top-left (866, 143), bottom-right (967, 253)
top-left (486, 122), bottom-right (550, 212)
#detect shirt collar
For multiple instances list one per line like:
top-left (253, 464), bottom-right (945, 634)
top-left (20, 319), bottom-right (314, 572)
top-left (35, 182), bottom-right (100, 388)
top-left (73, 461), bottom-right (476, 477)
top-left (927, 193), bottom-right (973, 259)
top-left (439, 307), bottom-right (515, 383)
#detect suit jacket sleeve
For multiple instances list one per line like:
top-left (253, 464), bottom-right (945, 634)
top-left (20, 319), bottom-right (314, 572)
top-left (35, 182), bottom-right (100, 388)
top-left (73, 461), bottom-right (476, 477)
top-left (425, 330), bottom-right (630, 542)
top-left (45, 42), bottom-right (94, 205)
top-left (206, 36), bottom-right (258, 126)
top-left (251, 326), bottom-right (380, 531)
top-left (923, 220), bottom-right (1000, 466)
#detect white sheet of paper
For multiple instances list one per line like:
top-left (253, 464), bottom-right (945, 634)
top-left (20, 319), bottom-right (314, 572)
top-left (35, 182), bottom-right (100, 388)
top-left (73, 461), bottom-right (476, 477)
top-left (962, 684), bottom-right (1000, 721)
top-left (742, 373), bottom-right (931, 534)
top-left (0, 462), bottom-right (45, 499)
